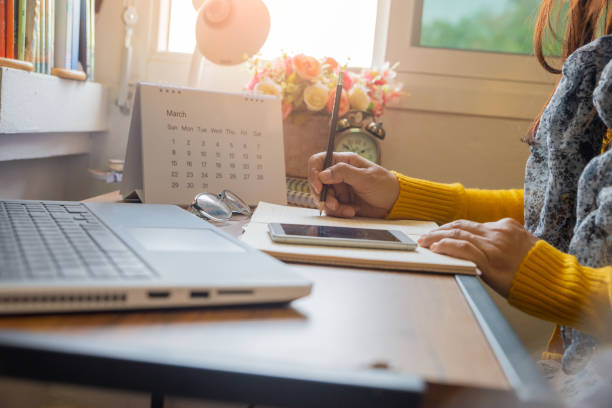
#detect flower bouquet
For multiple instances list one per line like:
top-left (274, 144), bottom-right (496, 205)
top-left (246, 53), bottom-right (403, 122)
top-left (245, 53), bottom-right (403, 177)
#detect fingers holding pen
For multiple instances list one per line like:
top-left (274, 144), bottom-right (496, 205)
top-left (309, 168), bottom-right (322, 195)
top-left (308, 152), bottom-right (371, 195)
top-left (308, 153), bottom-right (326, 195)
top-left (320, 189), bottom-right (358, 218)
top-left (318, 162), bottom-right (366, 187)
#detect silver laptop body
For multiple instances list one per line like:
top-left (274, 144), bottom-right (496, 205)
top-left (0, 200), bottom-right (311, 314)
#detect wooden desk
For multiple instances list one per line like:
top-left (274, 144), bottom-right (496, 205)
top-left (0, 193), bottom-right (555, 407)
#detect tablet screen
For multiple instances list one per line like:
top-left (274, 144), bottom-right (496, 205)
top-left (279, 224), bottom-right (400, 242)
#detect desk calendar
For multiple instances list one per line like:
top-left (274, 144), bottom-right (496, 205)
top-left (121, 83), bottom-right (287, 206)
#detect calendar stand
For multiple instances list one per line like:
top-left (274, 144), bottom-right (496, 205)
top-left (121, 83), bottom-right (287, 207)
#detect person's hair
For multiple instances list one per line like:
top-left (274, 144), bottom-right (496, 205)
top-left (525, 0), bottom-right (612, 144)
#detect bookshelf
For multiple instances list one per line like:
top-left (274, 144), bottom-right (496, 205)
top-left (0, 66), bottom-right (107, 134)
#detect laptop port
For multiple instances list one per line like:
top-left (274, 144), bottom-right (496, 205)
top-left (147, 291), bottom-right (170, 299)
top-left (190, 291), bottom-right (210, 299)
top-left (217, 289), bottom-right (254, 296)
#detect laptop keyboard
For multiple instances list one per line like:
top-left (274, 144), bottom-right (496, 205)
top-left (0, 201), bottom-right (152, 280)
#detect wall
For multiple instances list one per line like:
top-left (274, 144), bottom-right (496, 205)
top-left (380, 109), bottom-right (531, 188)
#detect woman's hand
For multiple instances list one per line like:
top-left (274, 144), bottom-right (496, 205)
top-left (417, 218), bottom-right (539, 297)
top-left (308, 152), bottom-right (400, 218)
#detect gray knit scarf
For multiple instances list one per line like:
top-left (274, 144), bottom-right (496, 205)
top-left (524, 35), bottom-right (612, 374)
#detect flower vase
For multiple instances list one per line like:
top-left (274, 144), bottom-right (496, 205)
top-left (282, 113), bottom-right (330, 179)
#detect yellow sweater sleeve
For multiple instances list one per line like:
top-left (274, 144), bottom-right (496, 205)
top-left (509, 240), bottom-right (612, 341)
top-left (386, 172), bottom-right (524, 224)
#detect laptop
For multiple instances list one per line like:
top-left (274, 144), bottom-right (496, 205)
top-left (0, 199), bottom-right (312, 314)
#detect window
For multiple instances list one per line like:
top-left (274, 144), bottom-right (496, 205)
top-left (162, 0), bottom-right (380, 68)
top-left (381, 0), bottom-right (557, 120)
top-left (385, 0), bottom-right (557, 83)
top-left (420, 0), bottom-right (541, 55)
top-left (146, 0), bottom-right (557, 119)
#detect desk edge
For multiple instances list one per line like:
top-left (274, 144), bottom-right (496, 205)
top-left (456, 275), bottom-right (560, 406)
top-left (0, 330), bottom-right (425, 407)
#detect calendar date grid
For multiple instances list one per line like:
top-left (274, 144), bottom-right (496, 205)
top-left (167, 126), bottom-right (266, 191)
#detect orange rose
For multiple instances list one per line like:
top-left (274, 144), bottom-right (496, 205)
top-left (322, 57), bottom-right (339, 73)
top-left (292, 54), bottom-right (321, 81)
top-left (327, 88), bottom-right (350, 117)
top-left (371, 99), bottom-right (384, 117)
top-left (342, 71), bottom-right (354, 91)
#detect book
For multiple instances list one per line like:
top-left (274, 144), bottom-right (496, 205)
top-left (65, 0), bottom-right (72, 66)
top-left (12, 0), bottom-right (17, 57)
top-left (47, 0), bottom-right (53, 71)
top-left (16, 0), bottom-right (25, 59)
top-left (54, 0), bottom-right (69, 68)
top-left (240, 202), bottom-right (478, 275)
top-left (39, 0), bottom-right (45, 72)
top-left (286, 177), bottom-right (317, 208)
top-left (87, 0), bottom-right (93, 79)
top-left (0, 0), bottom-right (6, 57)
top-left (24, 0), bottom-right (38, 63)
top-left (70, 0), bottom-right (78, 69)
top-left (6, 0), bottom-right (14, 58)
top-left (77, 0), bottom-right (86, 75)
top-left (78, 0), bottom-right (92, 78)
top-left (33, 0), bottom-right (39, 70)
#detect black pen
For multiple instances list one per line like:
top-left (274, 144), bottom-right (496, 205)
top-left (319, 71), bottom-right (344, 216)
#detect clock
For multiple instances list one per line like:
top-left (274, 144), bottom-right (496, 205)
top-left (334, 110), bottom-right (385, 164)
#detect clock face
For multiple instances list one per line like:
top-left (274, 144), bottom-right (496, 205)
top-left (334, 129), bottom-right (380, 164)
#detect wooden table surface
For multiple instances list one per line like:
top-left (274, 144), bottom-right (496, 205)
top-left (0, 190), bottom-right (511, 393)
top-left (0, 264), bottom-right (508, 390)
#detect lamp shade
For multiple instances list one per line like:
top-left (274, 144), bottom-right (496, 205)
top-left (195, 0), bottom-right (270, 66)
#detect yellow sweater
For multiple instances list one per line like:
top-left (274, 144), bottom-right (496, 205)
top-left (387, 172), bottom-right (612, 359)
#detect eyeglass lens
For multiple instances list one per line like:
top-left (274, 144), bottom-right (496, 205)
top-left (219, 190), bottom-right (252, 216)
top-left (194, 193), bottom-right (233, 222)
top-left (193, 190), bottom-right (251, 222)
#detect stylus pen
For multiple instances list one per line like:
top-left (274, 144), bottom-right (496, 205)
top-left (319, 71), bottom-right (344, 216)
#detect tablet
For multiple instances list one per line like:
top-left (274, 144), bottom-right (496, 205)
top-left (267, 223), bottom-right (417, 251)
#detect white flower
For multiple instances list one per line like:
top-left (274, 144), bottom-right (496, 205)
top-left (255, 78), bottom-right (282, 97)
top-left (348, 85), bottom-right (371, 112)
top-left (303, 83), bottom-right (329, 111)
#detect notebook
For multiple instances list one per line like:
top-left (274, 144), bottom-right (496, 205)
top-left (240, 202), bottom-right (477, 275)
top-left (285, 177), bottom-right (316, 208)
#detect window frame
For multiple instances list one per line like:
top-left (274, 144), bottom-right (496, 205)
top-left (383, 0), bottom-right (559, 120)
top-left (386, 0), bottom-right (558, 84)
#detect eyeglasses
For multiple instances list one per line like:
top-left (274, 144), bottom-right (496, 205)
top-left (189, 190), bottom-right (252, 222)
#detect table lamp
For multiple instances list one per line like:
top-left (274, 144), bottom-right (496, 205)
top-left (188, 0), bottom-right (271, 88)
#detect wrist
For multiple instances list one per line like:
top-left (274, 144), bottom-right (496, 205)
top-left (386, 171), bottom-right (400, 214)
